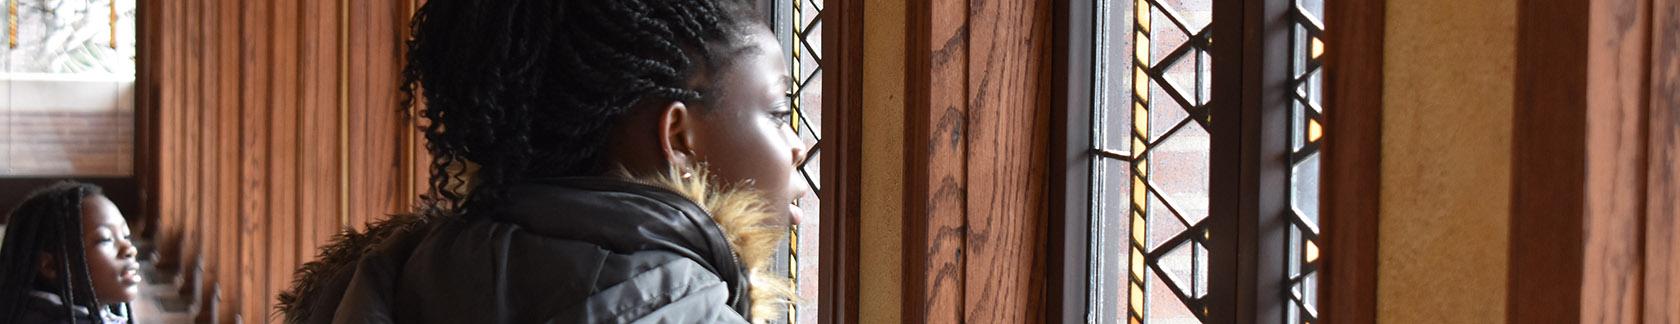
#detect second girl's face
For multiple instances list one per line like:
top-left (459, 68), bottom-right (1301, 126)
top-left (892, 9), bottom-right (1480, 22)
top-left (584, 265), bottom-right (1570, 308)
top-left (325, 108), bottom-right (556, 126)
top-left (688, 30), bottom-right (811, 225)
top-left (82, 195), bottom-right (141, 304)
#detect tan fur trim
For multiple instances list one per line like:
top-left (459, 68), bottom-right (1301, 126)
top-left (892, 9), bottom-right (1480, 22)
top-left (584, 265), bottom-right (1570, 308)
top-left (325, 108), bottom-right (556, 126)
top-left (629, 169), bottom-right (795, 323)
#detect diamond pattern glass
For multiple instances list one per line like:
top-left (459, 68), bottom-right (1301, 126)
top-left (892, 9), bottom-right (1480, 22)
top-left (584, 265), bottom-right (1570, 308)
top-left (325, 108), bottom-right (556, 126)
top-left (773, 0), bottom-right (822, 323)
top-left (1286, 0), bottom-right (1324, 322)
top-left (1091, 0), bottom-right (1213, 322)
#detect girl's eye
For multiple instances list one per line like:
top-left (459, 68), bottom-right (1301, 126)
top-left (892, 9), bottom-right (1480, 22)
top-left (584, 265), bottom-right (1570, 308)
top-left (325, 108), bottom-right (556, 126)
top-left (773, 111), bottom-right (795, 125)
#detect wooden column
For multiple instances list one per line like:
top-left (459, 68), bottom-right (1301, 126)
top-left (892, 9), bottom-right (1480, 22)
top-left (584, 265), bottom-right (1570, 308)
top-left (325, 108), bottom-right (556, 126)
top-left (904, 0), bottom-right (1054, 321)
top-left (1508, 0), bottom-right (1679, 322)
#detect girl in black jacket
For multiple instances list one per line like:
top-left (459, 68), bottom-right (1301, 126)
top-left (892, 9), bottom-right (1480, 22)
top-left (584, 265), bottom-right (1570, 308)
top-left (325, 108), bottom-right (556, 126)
top-left (0, 182), bottom-right (141, 324)
top-left (278, 0), bottom-right (808, 323)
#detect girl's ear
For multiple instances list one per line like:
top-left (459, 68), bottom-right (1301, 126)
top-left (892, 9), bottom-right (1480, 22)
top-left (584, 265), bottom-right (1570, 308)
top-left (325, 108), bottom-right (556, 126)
top-left (36, 252), bottom-right (57, 280)
top-left (659, 101), bottom-right (701, 173)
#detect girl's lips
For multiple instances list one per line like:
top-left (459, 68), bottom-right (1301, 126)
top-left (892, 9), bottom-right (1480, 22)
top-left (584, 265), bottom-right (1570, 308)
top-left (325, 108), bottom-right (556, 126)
top-left (121, 267), bottom-right (143, 285)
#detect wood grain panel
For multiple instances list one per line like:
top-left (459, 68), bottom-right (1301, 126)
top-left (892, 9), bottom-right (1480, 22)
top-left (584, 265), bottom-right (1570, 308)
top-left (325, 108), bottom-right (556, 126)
top-left (215, 0), bottom-right (243, 320)
top-left (265, 0), bottom-right (302, 322)
top-left (298, 0), bottom-right (341, 285)
top-left (904, 0), bottom-right (968, 322)
top-left (1580, 0), bottom-right (1652, 321)
top-left (1647, 0), bottom-right (1680, 321)
top-left (236, 0), bottom-right (273, 322)
top-left (961, 0), bottom-right (1052, 322)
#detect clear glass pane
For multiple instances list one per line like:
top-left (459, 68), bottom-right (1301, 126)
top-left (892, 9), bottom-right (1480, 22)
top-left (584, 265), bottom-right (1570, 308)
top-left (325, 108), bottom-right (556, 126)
top-left (1292, 154), bottom-right (1321, 227)
top-left (1099, 0), bottom-right (1134, 154)
top-left (1157, 0), bottom-right (1213, 35)
top-left (1193, 241), bottom-right (1208, 298)
top-left (1159, 241), bottom-right (1194, 297)
top-left (1146, 192), bottom-right (1187, 251)
top-left (1144, 272), bottom-right (1200, 324)
top-left (1092, 157), bottom-right (1133, 324)
top-left (1149, 123), bottom-right (1210, 222)
top-left (1149, 82), bottom-right (1188, 141)
top-left (1148, 9), bottom-right (1187, 68)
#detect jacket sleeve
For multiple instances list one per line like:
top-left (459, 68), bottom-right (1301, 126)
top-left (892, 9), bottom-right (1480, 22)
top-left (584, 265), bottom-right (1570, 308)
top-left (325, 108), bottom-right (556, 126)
top-left (544, 253), bottom-right (749, 324)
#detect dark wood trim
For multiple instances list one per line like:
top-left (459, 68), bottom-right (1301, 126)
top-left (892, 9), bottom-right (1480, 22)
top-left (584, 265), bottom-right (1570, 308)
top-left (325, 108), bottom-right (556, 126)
top-left (1207, 0), bottom-right (1245, 320)
top-left (1507, 0), bottom-right (1590, 322)
top-left (1318, 0), bottom-right (1385, 322)
top-left (1215, 0), bottom-right (1293, 321)
top-left (819, 0), bottom-right (864, 322)
top-left (1048, 0), bottom-right (1093, 322)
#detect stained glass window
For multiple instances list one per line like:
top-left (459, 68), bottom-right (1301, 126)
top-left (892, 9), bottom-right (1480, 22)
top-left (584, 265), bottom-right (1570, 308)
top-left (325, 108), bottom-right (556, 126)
top-left (771, 0), bottom-right (822, 323)
top-left (1, 0), bottom-right (137, 176)
top-left (1286, 0), bottom-right (1324, 322)
top-left (1089, 0), bottom-right (1214, 322)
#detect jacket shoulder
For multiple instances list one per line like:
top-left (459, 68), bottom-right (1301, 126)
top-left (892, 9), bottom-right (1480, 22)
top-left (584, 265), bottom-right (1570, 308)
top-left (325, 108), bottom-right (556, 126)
top-left (545, 251), bottom-right (748, 324)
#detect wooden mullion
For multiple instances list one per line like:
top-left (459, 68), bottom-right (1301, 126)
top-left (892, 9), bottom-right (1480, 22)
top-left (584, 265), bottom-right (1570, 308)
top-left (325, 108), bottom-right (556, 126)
top-left (1318, 0), bottom-right (1384, 322)
top-left (818, 0), bottom-right (863, 322)
top-left (1048, 0), bottom-right (1096, 321)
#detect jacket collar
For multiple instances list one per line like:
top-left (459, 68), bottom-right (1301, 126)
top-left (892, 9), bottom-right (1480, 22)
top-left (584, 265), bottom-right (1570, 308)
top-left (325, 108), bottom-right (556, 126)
top-left (497, 173), bottom-right (791, 322)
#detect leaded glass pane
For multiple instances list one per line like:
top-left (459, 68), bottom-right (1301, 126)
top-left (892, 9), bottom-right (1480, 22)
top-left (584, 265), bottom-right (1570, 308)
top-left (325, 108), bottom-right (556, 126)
top-left (1, 0), bottom-right (137, 176)
top-left (771, 0), bottom-right (822, 323)
top-left (1286, 0), bottom-right (1324, 322)
top-left (1091, 0), bottom-right (1213, 322)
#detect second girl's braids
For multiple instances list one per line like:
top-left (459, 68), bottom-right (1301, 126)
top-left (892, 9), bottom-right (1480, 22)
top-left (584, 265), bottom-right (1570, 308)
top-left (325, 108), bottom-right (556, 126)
top-left (400, 0), bottom-right (765, 215)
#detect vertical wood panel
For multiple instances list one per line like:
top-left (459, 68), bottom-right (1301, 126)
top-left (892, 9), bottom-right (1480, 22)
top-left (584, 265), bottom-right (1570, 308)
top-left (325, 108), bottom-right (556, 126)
top-left (231, 0), bottom-right (270, 320)
top-left (1647, 0), bottom-right (1680, 321)
top-left (961, 0), bottom-right (1052, 322)
top-left (298, 0), bottom-right (341, 283)
top-left (264, 0), bottom-right (300, 322)
top-left (1581, 0), bottom-right (1652, 321)
top-left (184, 0), bottom-right (208, 310)
top-left (904, 0), bottom-right (968, 322)
top-left (193, 0), bottom-right (228, 321)
top-left (214, 0), bottom-right (243, 321)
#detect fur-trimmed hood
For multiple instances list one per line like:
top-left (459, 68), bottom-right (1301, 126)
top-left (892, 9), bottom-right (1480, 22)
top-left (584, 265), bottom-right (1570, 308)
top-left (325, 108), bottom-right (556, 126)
top-left (277, 172), bottom-right (791, 323)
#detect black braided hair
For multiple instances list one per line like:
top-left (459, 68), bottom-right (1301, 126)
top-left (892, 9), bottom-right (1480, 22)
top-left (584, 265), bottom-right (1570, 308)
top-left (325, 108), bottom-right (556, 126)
top-left (400, 0), bottom-right (769, 215)
top-left (0, 181), bottom-right (119, 323)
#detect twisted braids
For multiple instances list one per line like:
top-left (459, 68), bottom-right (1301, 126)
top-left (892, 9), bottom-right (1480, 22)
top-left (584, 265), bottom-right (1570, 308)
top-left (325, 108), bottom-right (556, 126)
top-left (402, 0), bottom-right (765, 215)
top-left (0, 182), bottom-right (119, 323)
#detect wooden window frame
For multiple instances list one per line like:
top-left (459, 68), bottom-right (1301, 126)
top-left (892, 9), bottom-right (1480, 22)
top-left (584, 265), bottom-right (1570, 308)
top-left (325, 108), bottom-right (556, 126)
top-left (815, 0), bottom-right (863, 323)
top-left (1049, 0), bottom-right (1385, 322)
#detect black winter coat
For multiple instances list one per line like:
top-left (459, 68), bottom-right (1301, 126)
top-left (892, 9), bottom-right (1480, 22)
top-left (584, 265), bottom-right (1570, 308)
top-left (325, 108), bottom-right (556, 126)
top-left (277, 177), bottom-right (788, 324)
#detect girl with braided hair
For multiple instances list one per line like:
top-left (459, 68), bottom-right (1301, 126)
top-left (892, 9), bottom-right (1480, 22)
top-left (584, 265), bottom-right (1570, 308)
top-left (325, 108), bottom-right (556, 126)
top-left (278, 0), bottom-right (808, 323)
top-left (0, 182), bottom-right (140, 324)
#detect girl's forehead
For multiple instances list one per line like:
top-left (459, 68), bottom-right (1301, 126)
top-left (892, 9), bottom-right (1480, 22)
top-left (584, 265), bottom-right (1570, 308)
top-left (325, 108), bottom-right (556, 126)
top-left (80, 196), bottom-right (126, 227)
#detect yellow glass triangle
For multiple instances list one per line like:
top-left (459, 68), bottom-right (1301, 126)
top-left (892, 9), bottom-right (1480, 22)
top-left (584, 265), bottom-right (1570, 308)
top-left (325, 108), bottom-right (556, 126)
top-left (1306, 240), bottom-right (1321, 263)
top-left (1307, 118), bottom-right (1323, 143)
top-left (1311, 37), bottom-right (1325, 59)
